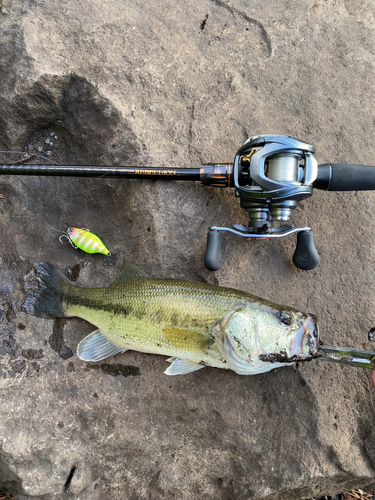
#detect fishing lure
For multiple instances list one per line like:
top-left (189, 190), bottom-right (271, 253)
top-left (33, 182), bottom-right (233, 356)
top-left (11, 207), bottom-right (113, 257)
top-left (14, 218), bottom-right (112, 257)
top-left (59, 227), bottom-right (111, 256)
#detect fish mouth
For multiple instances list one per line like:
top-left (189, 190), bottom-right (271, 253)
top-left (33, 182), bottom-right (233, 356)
top-left (289, 314), bottom-right (319, 359)
top-left (258, 315), bottom-right (320, 364)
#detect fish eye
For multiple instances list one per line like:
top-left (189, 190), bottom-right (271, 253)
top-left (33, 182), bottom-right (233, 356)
top-left (67, 228), bottom-right (73, 233)
top-left (280, 313), bottom-right (292, 326)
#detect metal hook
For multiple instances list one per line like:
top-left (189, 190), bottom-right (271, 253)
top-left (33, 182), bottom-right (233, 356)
top-left (59, 234), bottom-right (78, 249)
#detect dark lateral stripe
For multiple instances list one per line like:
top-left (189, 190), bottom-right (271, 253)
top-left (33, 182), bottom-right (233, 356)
top-left (64, 294), bottom-right (128, 317)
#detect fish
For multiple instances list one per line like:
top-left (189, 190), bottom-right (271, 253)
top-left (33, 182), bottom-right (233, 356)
top-left (22, 260), bottom-right (319, 375)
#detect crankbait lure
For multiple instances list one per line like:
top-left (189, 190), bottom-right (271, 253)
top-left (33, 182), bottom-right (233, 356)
top-left (11, 217), bottom-right (112, 257)
top-left (59, 227), bottom-right (111, 256)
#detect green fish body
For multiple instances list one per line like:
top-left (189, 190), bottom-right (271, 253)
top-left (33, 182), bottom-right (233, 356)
top-left (23, 261), bottom-right (319, 375)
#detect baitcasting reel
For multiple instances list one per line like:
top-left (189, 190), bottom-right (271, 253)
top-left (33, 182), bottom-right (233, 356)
top-left (204, 134), bottom-right (320, 271)
top-left (2, 133), bottom-right (375, 271)
top-left (202, 134), bottom-right (375, 271)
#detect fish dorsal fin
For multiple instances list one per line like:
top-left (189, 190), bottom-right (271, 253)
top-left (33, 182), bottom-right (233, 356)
top-left (162, 326), bottom-right (212, 352)
top-left (77, 330), bottom-right (127, 361)
top-left (115, 259), bottom-right (150, 281)
top-left (164, 358), bottom-right (205, 375)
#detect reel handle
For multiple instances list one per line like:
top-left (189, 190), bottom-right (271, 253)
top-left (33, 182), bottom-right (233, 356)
top-left (204, 230), bottom-right (222, 271)
top-left (292, 230), bottom-right (320, 270)
top-left (315, 163), bottom-right (375, 191)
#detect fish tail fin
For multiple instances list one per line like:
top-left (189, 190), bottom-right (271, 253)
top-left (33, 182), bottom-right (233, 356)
top-left (22, 262), bottom-right (74, 318)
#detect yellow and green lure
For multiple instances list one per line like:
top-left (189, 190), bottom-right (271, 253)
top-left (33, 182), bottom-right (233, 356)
top-left (59, 227), bottom-right (111, 256)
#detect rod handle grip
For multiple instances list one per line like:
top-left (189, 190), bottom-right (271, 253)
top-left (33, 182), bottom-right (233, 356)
top-left (204, 230), bottom-right (223, 271)
top-left (315, 163), bottom-right (375, 191)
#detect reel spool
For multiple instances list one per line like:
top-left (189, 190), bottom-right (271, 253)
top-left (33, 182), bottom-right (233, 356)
top-left (204, 134), bottom-right (320, 271)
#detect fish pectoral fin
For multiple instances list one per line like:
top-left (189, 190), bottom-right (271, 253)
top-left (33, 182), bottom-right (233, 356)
top-left (77, 330), bottom-right (127, 362)
top-left (115, 259), bottom-right (150, 281)
top-left (164, 358), bottom-right (205, 375)
top-left (162, 327), bottom-right (212, 352)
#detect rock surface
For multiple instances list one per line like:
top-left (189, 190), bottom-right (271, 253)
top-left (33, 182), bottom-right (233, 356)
top-left (1, 0), bottom-right (375, 498)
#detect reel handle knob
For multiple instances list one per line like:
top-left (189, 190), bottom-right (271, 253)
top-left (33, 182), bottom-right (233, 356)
top-left (292, 230), bottom-right (320, 270)
top-left (204, 230), bottom-right (222, 271)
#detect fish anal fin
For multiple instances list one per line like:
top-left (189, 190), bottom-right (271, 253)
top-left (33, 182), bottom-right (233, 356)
top-left (115, 259), bottom-right (150, 281)
top-left (162, 326), bottom-right (211, 352)
top-left (164, 358), bottom-right (205, 375)
top-left (77, 330), bottom-right (127, 362)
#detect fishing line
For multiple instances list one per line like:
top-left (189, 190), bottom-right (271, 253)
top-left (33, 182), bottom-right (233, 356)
top-left (0, 151), bottom-right (59, 165)
top-left (11, 216), bottom-right (66, 234)
top-left (31, 220), bottom-right (76, 248)
top-left (10, 216), bottom-right (78, 247)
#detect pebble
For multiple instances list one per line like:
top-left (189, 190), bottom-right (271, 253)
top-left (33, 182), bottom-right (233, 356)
top-left (368, 328), bottom-right (375, 342)
top-left (37, 146), bottom-right (43, 152)
top-left (45, 138), bottom-right (50, 144)
top-left (27, 144), bottom-right (34, 151)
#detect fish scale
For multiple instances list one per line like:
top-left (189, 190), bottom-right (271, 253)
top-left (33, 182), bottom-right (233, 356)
top-left (63, 278), bottom-right (248, 368)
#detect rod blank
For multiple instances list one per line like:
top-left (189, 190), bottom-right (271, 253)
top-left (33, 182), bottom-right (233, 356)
top-left (0, 164), bottom-right (201, 181)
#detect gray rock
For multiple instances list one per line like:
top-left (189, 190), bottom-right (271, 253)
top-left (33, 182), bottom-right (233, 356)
top-left (1, 0), bottom-right (375, 499)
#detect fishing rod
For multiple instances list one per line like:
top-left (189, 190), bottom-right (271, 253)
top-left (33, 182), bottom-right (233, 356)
top-left (2, 134), bottom-right (375, 271)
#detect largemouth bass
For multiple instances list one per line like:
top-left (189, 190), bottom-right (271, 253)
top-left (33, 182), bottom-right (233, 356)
top-left (22, 260), bottom-right (319, 375)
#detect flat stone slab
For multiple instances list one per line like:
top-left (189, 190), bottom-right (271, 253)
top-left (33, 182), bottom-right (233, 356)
top-left (1, 0), bottom-right (375, 498)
